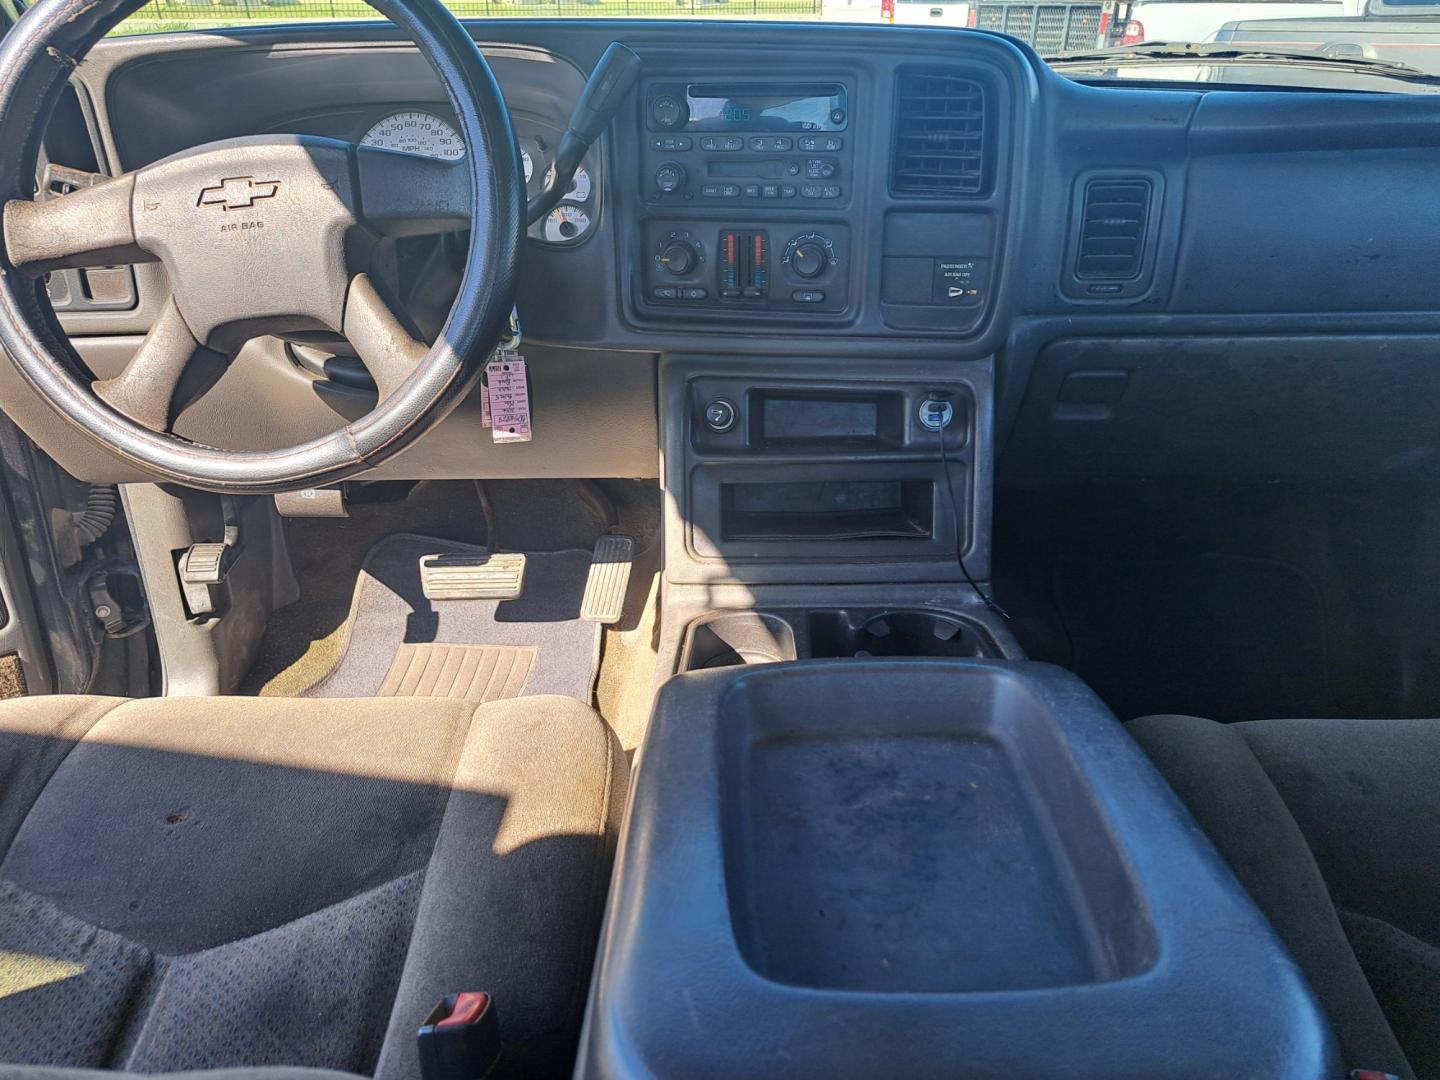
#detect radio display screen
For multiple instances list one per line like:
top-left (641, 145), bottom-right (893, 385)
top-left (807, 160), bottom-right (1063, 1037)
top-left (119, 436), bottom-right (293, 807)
top-left (684, 83), bottom-right (847, 132)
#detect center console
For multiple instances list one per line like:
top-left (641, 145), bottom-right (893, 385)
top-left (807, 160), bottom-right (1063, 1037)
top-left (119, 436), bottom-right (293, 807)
top-left (663, 355), bottom-right (993, 587)
top-left (577, 661), bottom-right (1340, 1079)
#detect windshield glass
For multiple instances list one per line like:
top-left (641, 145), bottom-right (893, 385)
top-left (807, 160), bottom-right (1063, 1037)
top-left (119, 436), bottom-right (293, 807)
top-left (104, 0), bottom-right (1440, 94)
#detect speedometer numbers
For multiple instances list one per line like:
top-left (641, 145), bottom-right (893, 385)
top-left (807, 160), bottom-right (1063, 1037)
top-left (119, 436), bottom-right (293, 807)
top-left (361, 111), bottom-right (465, 161)
top-left (364, 111), bottom-right (594, 245)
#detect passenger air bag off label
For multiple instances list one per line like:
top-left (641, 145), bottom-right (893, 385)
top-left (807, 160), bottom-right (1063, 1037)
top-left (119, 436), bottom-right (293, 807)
top-left (486, 355), bottom-right (531, 443)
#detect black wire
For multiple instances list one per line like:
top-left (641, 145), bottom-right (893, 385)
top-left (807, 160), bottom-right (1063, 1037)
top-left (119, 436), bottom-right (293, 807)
top-left (936, 418), bottom-right (1010, 621)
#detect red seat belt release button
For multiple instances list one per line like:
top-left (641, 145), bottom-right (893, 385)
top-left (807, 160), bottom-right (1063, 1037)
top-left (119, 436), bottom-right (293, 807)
top-left (418, 992), bottom-right (501, 1080)
top-left (437, 992), bottom-right (490, 1029)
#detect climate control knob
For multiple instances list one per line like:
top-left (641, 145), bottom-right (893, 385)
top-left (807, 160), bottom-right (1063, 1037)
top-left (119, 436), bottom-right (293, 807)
top-left (654, 161), bottom-right (687, 195)
top-left (658, 240), bottom-right (699, 276)
top-left (784, 233), bottom-right (837, 281)
top-left (790, 242), bottom-right (829, 280)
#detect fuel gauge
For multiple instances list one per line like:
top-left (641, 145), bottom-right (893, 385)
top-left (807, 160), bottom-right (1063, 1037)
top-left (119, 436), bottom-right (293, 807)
top-left (563, 165), bottom-right (592, 203)
top-left (544, 204), bottom-right (591, 243)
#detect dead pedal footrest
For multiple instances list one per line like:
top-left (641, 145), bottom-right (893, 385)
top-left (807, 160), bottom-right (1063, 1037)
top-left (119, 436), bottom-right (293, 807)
top-left (420, 551), bottom-right (527, 601)
top-left (581, 534), bottom-right (636, 624)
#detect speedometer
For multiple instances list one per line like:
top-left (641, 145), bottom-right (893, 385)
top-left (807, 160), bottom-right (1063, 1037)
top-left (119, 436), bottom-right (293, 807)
top-left (361, 111), bottom-right (465, 161)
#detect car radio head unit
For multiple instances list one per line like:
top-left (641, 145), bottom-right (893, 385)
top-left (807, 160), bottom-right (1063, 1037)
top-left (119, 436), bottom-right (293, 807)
top-left (649, 82), bottom-right (848, 132)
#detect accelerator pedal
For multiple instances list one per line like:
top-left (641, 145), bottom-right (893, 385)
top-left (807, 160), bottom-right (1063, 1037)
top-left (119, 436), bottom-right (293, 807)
top-left (581, 534), bottom-right (636, 624)
top-left (420, 551), bottom-right (527, 601)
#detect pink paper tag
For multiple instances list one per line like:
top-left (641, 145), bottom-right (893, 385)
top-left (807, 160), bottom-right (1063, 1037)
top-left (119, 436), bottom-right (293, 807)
top-left (486, 355), bottom-right (531, 444)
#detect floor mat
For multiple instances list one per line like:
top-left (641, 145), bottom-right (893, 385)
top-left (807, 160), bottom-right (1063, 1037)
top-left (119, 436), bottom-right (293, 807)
top-left (302, 534), bottom-right (601, 703)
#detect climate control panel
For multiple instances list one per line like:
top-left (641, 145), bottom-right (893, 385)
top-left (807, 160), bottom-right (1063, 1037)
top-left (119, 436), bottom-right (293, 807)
top-left (644, 221), bottom-right (849, 315)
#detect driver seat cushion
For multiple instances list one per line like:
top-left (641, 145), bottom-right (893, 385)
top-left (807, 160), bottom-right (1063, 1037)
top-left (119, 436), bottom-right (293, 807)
top-left (1129, 714), bottom-right (1440, 1080)
top-left (0, 693), bottom-right (626, 1080)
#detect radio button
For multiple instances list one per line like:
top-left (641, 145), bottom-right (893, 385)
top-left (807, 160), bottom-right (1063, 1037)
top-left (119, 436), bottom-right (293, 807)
top-left (743, 184), bottom-right (761, 199)
top-left (699, 136), bottom-right (744, 152)
top-left (650, 94), bottom-right (687, 131)
top-left (749, 136), bottom-right (794, 152)
top-left (780, 185), bottom-right (798, 199)
top-left (761, 184), bottom-right (780, 199)
top-left (821, 184), bottom-right (842, 199)
top-left (654, 161), bottom-right (687, 194)
top-left (797, 135), bottom-right (844, 152)
top-left (650, 135), bottom-right (693, 152)
top-left (801, 184), bottom-right (822, 199)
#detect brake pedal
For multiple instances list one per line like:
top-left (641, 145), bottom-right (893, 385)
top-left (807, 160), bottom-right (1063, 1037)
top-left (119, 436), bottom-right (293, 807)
top-left (420, 551), bottom-right (527, 601)
top-left (581, 534), bottom-right (635, 624)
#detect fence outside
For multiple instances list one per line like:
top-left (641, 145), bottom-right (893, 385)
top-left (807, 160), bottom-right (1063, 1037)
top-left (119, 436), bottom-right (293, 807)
top-left (115, 0), bottom-right (825, 32)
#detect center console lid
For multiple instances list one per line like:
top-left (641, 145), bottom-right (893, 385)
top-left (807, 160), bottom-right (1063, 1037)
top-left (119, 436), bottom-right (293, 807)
top-left (578, 660), bottom-right (1337, 1079)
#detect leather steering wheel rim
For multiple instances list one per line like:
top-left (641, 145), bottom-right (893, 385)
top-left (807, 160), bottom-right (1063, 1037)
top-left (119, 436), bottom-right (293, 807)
top-left (0, 0), bottom-right (523, 495)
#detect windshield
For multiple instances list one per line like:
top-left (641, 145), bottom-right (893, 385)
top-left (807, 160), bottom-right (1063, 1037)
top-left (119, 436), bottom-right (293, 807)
top-left (104, 0), bottom-right (1440, 93)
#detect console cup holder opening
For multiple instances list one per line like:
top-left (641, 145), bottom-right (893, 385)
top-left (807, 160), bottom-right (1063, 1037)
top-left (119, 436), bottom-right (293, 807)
top-left (808, 608), bottom-right (990, 659)
top-left (681, 612), bottom-right (799, 670)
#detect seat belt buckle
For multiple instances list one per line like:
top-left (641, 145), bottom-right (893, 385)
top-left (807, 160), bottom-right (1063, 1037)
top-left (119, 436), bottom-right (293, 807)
top-left (418, 992), bottom-right (502, 1080)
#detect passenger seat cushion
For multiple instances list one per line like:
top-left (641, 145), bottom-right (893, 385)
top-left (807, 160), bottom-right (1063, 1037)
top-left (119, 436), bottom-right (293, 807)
top-left (1239, 718), bottom-right (1440, 1080)
top-left (0, 694), bottom-right (626, 1080)
top-left (1127, 714), bottom-right (1412, 1079)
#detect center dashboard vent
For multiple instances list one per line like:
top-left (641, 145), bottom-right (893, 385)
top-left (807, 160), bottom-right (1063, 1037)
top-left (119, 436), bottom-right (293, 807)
top-left (1075, 178), bottom-right (1152, 280)
top-left (891, 70), bottom-right (988, 198)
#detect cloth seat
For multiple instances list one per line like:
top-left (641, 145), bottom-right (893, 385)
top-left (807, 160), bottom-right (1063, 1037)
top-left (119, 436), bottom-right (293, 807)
top-left (1129, 714), bottom-right (1440, 1080)
top-left (0, 694), bottom-right (626, 1080)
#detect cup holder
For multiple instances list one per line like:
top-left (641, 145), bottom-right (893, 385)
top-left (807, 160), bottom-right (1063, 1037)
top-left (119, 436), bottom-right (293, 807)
top-left (680, 612), bottom-right (799, 670)
top-left (807, 609), bottom-right (990, 660)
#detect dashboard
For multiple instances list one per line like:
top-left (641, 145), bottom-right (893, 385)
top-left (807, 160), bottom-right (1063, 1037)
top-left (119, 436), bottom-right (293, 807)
top-left (12, 18), bottom-right (1440, 494)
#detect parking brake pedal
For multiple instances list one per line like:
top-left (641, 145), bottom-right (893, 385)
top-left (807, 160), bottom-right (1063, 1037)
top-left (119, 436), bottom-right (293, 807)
top-left (581, 534), bottom-right (635, 624)
top-left (179, 496), bottom-right (241, 618)
top-left (420, 552), bottom-right (527, 601)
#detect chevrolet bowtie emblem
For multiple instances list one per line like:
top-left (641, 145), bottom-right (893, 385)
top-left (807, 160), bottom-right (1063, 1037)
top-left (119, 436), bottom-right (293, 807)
top-left (197, 177), bottom-right (281, 211)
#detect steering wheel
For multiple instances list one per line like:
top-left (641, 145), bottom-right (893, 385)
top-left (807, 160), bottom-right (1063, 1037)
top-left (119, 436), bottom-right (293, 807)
top-left (0, 0), bottom-right (523, 494)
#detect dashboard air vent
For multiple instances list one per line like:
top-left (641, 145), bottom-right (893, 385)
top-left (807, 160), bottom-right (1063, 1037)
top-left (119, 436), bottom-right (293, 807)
top-left (1075, 179), bottom-right (1152, 280)
top-left (891, 70), bottom-right (987, 198)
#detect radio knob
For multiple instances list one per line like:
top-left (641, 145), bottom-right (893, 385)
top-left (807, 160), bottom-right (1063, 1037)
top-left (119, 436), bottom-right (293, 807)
top-left (654, 161), bottom-right (687, 195)
top-left (659, 240), bottom-right (698, 276)
top-left (650, 93), bottom-right (688, 131)
top-left (790, 241), bottom-right (829, 280)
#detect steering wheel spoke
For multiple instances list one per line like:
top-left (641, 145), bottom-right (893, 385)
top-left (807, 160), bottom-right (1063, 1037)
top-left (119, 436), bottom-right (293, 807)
top-left (2, 175), bottom-right (152, 273)
top-left (355, 144), bottom-right (472, 237)
top-left (343, 273), bottom-right (430, 401)
top-left (94, 297), bottom-right (222, 433)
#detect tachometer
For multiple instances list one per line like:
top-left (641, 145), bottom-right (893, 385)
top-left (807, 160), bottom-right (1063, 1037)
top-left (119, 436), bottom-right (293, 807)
top-left (544, 204), bottom-right (591, 243)
top-left (361, 111), bottom-right (465, 161)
